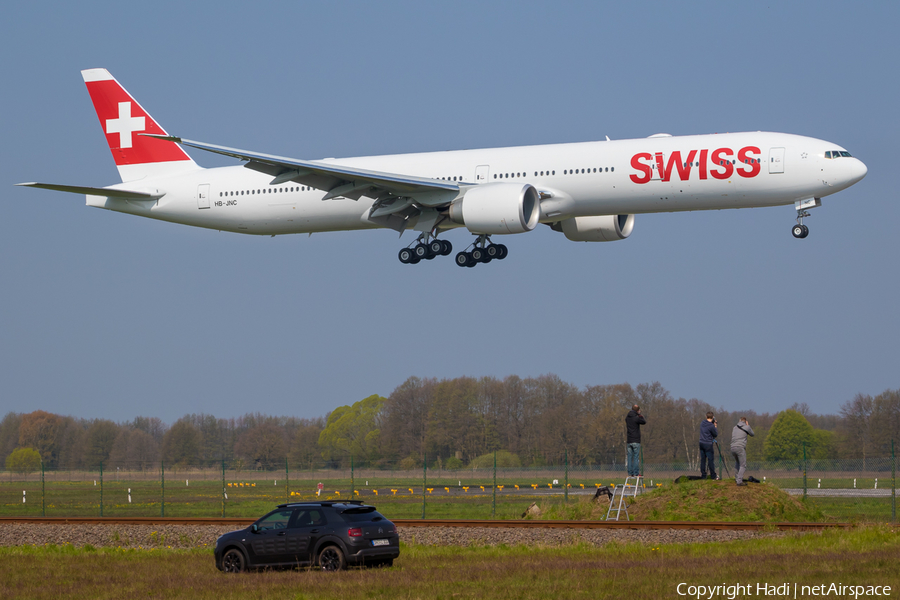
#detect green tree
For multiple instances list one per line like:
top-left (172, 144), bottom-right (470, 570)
top-left (18, 410), bottom-right (62, 466)
top-left (162, 419), bottom-right (201, 466)
top-left (82, 420), bottom-right (119, 467)
top-left (235, 423), bottom-right (286, 469)
top-left (318, 395), bottom-right (385, 462)
top-left (5, 447), bottom-right (42, 474)
top-left (764, 410), bottom-right (815, 461)
top-left (468, 450), bottom-right (522, 469)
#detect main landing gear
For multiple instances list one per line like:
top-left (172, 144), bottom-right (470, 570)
top-left (398, 234), bottom-right (453, 264)
top-left (454, 235), bottom-right (508, 268)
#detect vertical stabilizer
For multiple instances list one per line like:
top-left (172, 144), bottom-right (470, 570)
top-left (81, 68), bottom-right (200, 182)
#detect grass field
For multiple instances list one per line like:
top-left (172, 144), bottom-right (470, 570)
top-left (1, 475), bottom-right (895, 522)
top-left (0, 527), bottom-right (897, 599)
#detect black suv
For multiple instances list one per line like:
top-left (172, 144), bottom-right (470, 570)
top-left (214, 501), bottom-right (399, 572)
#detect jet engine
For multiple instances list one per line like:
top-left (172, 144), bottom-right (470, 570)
top-left (557, 214), bottom-right (634, 242)
top-left (448, 183), bottom-right (540, 235)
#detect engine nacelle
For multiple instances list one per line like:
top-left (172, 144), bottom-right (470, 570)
top-left (558, 214), bottom-right (634, 242)
top-left (448, 183), bottom-right (540, 235)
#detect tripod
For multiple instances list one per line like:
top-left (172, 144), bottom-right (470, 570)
top-left (713, 439), bottom-right (731, 478)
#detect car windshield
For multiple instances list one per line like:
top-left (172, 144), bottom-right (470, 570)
top-left (341, 507), bottom-right (386, 522)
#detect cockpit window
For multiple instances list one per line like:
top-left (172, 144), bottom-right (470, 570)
top-left (839, 151), bottom-right (852, 157)
top-left (825, 150), bottom-right (853, 159)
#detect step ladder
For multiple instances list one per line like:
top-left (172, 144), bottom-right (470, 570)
top-left (605, 476), bottom-right (643, 521)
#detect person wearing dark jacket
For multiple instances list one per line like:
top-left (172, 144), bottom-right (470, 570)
top-left (625, 405), bottom-right (646, 477)
top-left (699, 412), bottom-right (718, 479)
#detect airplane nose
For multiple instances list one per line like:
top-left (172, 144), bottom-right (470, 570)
top-left (849, 158), bottom-right (868, 184)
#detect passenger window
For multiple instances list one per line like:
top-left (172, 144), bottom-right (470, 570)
top-left (257, 510), bottom-right (292, 531)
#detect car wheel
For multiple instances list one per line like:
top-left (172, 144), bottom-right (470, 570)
top-left (318, 545), bottom-right (346, 572)
top-left (222, 548), bottom-right (246, 573)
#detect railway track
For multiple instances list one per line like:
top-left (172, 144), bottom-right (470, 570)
top-left (0, 517), bottom-right (848, 531)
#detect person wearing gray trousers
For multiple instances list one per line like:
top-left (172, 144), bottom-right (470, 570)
top-left (730, 418), bottom-right (755, 485)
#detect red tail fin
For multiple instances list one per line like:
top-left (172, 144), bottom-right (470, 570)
top-left (81, 68), bottom-right (199, 182)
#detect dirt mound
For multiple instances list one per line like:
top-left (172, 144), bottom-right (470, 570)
top-left (627, 479), bottom-right (822, 522)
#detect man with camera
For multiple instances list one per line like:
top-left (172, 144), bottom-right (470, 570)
top-left (699, 411), bottom-right (718, 480)
top-left (730, 417), bottom-right (755, 486)
top-left (625, 404), bottom-right (646, 477)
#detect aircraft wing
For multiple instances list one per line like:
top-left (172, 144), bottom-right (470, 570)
top-left (145, 135), bottom-right (462, 206)
top-left (15, 182), bottom-right (163, 199)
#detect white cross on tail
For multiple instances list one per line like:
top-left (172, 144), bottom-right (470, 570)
top-left (106, 102), bottom-right (145, 149)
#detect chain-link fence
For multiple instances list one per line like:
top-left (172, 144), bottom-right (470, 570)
top-left (2, 443), bottom-right (895, 522)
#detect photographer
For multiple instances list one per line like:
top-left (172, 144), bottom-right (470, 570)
top-left (699, 412), bottom-right (718, 480)
top-left (625, 404), bottom-right (646, 477)
top-left (730, 417), bottom-right (755, 486)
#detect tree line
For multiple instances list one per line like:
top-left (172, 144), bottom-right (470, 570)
top-left (2, 376), bottom-right (898, 472)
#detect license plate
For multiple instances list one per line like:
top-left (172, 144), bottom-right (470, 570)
top-left (371, 539), bottom-right (389, 547)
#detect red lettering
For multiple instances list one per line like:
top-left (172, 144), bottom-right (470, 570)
top-left (709, 148), bottom-right (733, 180)
top-left (630, 153), bottom-right (653, 184)
top-left (655, 150), bottom-right (698, 182)
top-left (736, 146), bottom-right (761, 178)
top-left (699, 149), bottom-right (708, 180)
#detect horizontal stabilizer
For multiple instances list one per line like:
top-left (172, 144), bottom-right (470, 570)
top-left (16, 182), bottom-right (163, 199)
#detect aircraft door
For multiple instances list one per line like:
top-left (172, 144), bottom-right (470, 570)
top-left (197, 184), bottom-right (210, 209)
top-left (475, 165), bottom-right (490, 183)
top-left (768, 148), bottom-right (785, 174)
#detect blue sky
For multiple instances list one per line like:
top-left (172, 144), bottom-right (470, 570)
top-left (2, 1), bottom-right (897, 423)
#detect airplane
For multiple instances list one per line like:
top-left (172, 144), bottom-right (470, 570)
top-left (18, 69), bottom-right (867, 267)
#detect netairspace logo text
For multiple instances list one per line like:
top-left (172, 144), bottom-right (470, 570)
top-left (676, 582), bottom-right (892, 600)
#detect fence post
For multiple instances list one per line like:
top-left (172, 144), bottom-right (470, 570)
top-left (285, 457), bottom-right (289, 504)
top-left (221, 460), bottom-right (226, 518)
top-left (802, 442), bottom-right (807, 500)
top-left (161, 461), bottom-right (165, 518)
top-left (421, 453), bottom-right (427, 520)
top-left (41, 460), bottom-right (45, 517)
top-left (99, 462), bottom-right (104, 517)
top-left (564, 448), bottom-right (569, 503)
top-left (892, 439), bottom-right (896, 523)
top-left (492, 450), bottom-right (497, 518)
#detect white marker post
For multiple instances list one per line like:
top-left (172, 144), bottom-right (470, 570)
top-left (128, 488), bottom-right (132, 503)
top-left (817, 478), bottom-right (821, 489)
top-left (23, 490), bottom-right (26, 504)
top-left (875, 478), bottom-right (878, 489)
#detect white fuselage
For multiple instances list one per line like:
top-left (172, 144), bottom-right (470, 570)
top-left (90, 131), bottom-right (867, 236)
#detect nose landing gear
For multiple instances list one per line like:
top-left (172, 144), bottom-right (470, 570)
top-left (455, 235), bottom-right (508, 268)
top-left (791, 198), bottom-right (821, 239)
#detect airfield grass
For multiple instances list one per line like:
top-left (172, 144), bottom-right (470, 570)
top-left (0, 526), bottom-right (898, 599)
top-left (0, 478), bottom-right (894, 522)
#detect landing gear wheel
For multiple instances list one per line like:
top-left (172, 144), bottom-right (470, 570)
top-left (471, 247), bottom-right (485, 263)
top-left (222, 548), bottom-right (246, 573)
top-left (398, 248), bottom-right (414, 264)
top-left (801, 224), bottom-right (809, 238)
top-left (440, 240), bottom-right (453, 255)
top-left (455, 252), bottom-right (470, 267)
top-left (486, 244), bottom-right (501, 259)
top-left (792, 224), bottom-right (805, 239)
top-left (497, 244), bottom-right (508, 259)
top-left (318, 545), bottom-right (346, 572)
top-left (428, 240), bottom-right (444, 256)
top-left (414, 243), bottom-right (431, 260)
